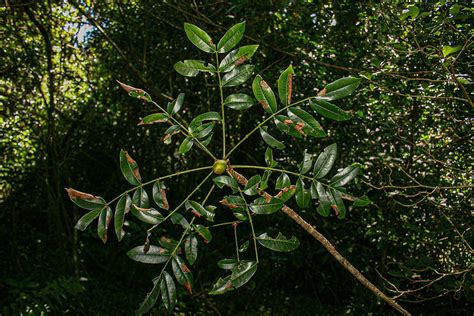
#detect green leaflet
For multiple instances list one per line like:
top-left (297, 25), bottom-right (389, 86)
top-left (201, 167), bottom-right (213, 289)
top-left (213, 175), bottom-right (239, 193)
top-left (127, 245), bottom-right (170, 264)
top-left (249, 197), bottom-right (283, 214)
top-left (119, 149), bottom-right (142, 185)
top-left (319, 77), bottom-right (361, 101)
top-left (184, 23), bottom-right (215, 53)
top-left (222, 65), bottom-right (255, 87)
top-left (313, 143), bottom-right (337, 179)
top-left (310, 99), bottom-right (351, 121)
top-left (219, 45), bottom-right (259, 72)
top-left (277, 65), bottom-right (294, 106)
top-left (135, 277), bottom-right (161, 315)
top-left (252, 75), bottom-right (277, 113)
top-left (160, 271), bottom-right (177, 311)
top-left (217, 21), bottom-right (246, 53)
top-left (174, 59), bottom-right (215, 77)
top-left (184, 234), bottom-right (198, 265)
top-left (114, 194), bottom-right (131, 241)
top-left (260, 126), bottom-right (285, 150)
top-left (224, 93), bottom-right (255, 111)
top-left (66, 188), bottom-right (106, 211)
top-left (257, 232), bottom-right (300, 252)
top-left (171, 255), bottom-right (194, 294)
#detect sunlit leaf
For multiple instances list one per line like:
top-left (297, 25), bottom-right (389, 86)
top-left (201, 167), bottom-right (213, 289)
top-left (318, 77), bottom-right (361, 101)
top-left (275, 173), bottom-right (291, 190)
top-left (328, 188), bottom-right (347, 219)
top-left (330, 164), bottom-right (361, 187)
top-left (167, 93), bottom-right (185, 115)
top-left (298, 151), bottom-right (313, 174)
top-left (265, 147), bottom-right (277, 167)
top-left (138, 113), bottom-right (169, 126)
top-left (183, 23), bottom-right (215, 53)
top-left (217, 21), bottom-right (246, 53)
top-left (314, 182), bottom-right (331, 217)
top-left (119, 150), bottom-right (142, 185)
top-left (257, 232), bottom-right (300, 252)
top-left (219, 45), bottom-right (259, 72)
top-left (310, 99), bottom-right (351, 121)
top-left (278, 65), bottom-right (294, 106)
top-left (127, 245), bottom-right (170, 264)
top-left (66, 188), bottom-right (106, 211)
top-left (174, 60), bottom-right (216, 77)
top-left (252, 75), bottom-right (277, 113)
top-left (171, 212), bottom-right (191, 229)
top-left (295, 178), bottom-right (311, 209)
top-left (132, 187), bottom-right (149, 208)
top-left (224, 93), bottom-right (255, 111)
top-left (222, 65), bottom-right (255, 87)
top-left (287, 107), bottom-right (325, 138)
top-left (243, 174), bottom-right (261, 196)
top-left (313, 143), bottom-right (337, 179)
top-left (179, 136), bottom-right (194, 154)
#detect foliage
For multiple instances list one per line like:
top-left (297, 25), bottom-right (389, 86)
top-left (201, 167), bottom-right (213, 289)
top-left (1, 1), bottom-right (472, 314)
top-left (67, 21), bottom-right (369, 314)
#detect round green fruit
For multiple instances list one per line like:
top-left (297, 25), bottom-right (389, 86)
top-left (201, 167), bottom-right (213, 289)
top-left (213, 160), bottom-right (227, 175)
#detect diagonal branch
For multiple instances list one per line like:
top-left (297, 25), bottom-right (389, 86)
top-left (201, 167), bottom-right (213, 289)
top-left (227, 166), bottom-right (411, 316)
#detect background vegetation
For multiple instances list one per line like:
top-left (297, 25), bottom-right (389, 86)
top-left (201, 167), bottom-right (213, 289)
top-left (1, 1), bottom-right (472, 314)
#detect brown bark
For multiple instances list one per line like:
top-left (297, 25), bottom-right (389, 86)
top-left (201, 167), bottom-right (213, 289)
top-left (227, 166), bottom-right (411, 316)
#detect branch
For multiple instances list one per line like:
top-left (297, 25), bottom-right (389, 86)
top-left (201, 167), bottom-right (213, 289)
top-left (227, 166), bottom-right (411, 316)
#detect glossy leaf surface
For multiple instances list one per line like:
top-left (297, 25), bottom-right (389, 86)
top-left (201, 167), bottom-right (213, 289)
top-left (257, 232), bottom-right (300, 252)
top-left (252, 75), bottom-right (277, 113)
top-left (127, 245), bottom-right (170, 264)
top-left (184, 23), bottom-right (215, 53)
top-left (119, 150), bottom-right (141, 185)
top-left (313, 143), bottom-right (337, 179)
top-left (217, 21), bottom-right (246, 53)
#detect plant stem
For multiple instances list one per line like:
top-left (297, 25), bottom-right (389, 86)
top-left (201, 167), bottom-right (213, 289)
top-left (150, 100), bottom-right (217, 160)
top-left (147, 171), bottom-right (214, 233)
top-left (236, 186), bottom-right (259, 263)
top-left (215, 52), bottom-right (226, 158)
top-left (225, 96), bottom-right (316, 159)
top-left (233, 223), bottom-right (240, 262)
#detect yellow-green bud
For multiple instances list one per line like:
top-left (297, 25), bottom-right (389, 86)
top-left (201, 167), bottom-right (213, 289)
top-left (213, 160), bottom-right (227, 175)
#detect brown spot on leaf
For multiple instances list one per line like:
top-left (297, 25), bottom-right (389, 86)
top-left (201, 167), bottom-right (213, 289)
top-left (191, 209), bottom-right (202, 217)
top-left (219, 199), bottom-right (238, 209)
top-left (294, 122), bottom-right (306, 136)
top-left (184, 282), bottom-right (193, 294)
top-left (283, 119), bottom-right (294, 125)
top-left (260, 80), bottom-right (270, 89)
top-left (259, 100), bottom-right (269, 109)
top-left (124, 151), bottom-right (142, 181)
top-left (331, 204), bottom-right (339, 216)
top-left (161, 189), bottom-right (169, 210)
top-left (65, 188), bottom-right (96, 200)
top-left (133, 204), bottom-right (151, 212)
top-left (162, 134), bottom-right (172, 142)
top-left (287, 73), bottom-right (293, 104)
top-left (235, 56), bottom-right (247, 66)
top-left (318, 88), bottom-right (326, 96)
top-left (275, 191), bottom-right (283, 199)
top-left (159, 247), bottom-right (167, 254)
top-left (264, 195), bottom-right (272, 203)
top-left (181, 263), bottom-right (191, 273)
top-left (224, 282), bottom-right (233, 290)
